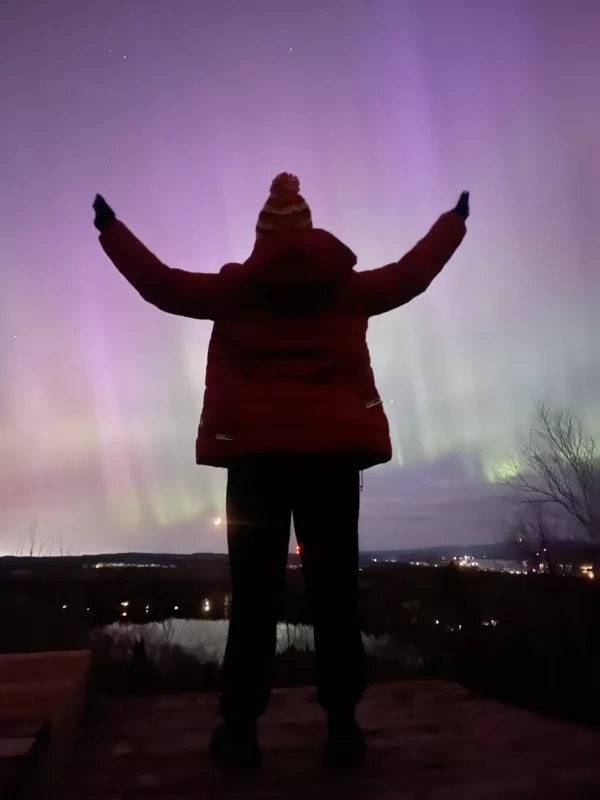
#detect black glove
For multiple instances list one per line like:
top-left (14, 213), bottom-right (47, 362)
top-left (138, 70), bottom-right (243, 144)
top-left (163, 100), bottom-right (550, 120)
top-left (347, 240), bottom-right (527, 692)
top-left (93, 194), bottom-right (117, 232)
top-left (453, 191), bottom-right (470, 220)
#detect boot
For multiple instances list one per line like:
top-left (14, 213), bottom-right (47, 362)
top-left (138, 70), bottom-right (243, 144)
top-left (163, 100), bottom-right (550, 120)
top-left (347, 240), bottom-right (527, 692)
top-left (209, 719), bottom-right (262, 772)
top-left (323, 711), bottom-right (366, 770)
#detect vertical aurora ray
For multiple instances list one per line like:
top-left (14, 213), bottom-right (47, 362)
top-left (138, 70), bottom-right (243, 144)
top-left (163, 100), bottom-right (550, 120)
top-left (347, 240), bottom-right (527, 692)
top-left (1, 0), bottom-right (599, 552)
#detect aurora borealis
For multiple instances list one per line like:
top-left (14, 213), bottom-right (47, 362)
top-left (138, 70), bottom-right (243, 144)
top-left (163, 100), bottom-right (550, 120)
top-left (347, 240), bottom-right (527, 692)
top-left (1, 0), bottom-right (599, 553)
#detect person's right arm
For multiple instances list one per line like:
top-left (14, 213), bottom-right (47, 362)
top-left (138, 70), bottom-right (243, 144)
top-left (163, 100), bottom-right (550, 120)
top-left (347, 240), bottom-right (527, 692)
top-left (93, 195), bottom-right (225, 321)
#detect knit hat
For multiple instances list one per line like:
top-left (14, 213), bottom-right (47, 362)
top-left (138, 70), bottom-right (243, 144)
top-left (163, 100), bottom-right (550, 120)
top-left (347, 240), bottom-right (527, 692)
top-left (255, 173), bottom-right (313, 239)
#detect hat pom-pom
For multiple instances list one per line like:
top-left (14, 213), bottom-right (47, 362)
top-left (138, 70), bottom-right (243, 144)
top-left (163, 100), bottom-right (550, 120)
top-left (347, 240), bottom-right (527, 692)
top-left (270, 172), bottom-right (300, 197)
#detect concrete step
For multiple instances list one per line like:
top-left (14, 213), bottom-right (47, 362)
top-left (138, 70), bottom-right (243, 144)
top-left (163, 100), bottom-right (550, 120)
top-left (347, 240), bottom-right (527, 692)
top-left (0, 651), bottom-right (90, 799)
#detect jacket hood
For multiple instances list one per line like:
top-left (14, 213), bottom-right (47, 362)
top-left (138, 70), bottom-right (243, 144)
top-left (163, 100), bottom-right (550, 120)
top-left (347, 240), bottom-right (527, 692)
top-left (221, 228), bottom-right (357, 312)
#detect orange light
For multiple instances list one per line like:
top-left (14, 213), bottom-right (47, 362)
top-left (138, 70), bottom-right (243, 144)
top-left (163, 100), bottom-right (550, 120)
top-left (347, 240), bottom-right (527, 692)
top-left (212, 516), bottom-right (222, 527)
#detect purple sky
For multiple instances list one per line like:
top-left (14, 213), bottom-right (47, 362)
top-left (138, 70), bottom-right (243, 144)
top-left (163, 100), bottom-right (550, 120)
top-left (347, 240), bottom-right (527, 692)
top-left (1, 0), bottom-right (599, 555)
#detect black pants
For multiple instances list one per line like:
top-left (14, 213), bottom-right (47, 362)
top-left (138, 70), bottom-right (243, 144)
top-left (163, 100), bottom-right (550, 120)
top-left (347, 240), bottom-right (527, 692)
top-left (220, 456), bottom-right (367, 720)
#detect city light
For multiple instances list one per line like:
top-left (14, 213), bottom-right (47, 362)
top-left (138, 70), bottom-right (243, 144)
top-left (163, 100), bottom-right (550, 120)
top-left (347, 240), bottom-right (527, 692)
top-left (368, 553), bottom-right (593, 579)
top-left (94, 562), bottom-right (175, 569)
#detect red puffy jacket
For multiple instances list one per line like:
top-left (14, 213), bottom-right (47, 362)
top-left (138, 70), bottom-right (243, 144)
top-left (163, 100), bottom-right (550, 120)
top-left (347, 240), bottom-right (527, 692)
top-left (99, 212), bottom-right (466, 469)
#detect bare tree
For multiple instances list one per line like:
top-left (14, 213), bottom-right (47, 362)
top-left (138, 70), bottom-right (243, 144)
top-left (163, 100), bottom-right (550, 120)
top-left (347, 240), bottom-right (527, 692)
top-left (158, 618), bottom-right (176, 646)
top-left (58, 532), bottom-right (72, 556)
top-left (502, 404), bottom-right (600, 543)
top-left (505, 501), bottom-right (564, 575)
top-left (15, 518), bottom-right (53, 557)
top-left (14, 521), bottom-right (75, 557)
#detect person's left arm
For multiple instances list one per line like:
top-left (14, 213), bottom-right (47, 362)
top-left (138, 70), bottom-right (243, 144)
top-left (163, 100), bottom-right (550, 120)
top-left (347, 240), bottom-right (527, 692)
top-left (354, 192), bottom-right (469, 317)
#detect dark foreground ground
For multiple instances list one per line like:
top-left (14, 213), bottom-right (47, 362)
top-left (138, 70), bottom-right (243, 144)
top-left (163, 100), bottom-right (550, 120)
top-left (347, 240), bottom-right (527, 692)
top-left (68, 681), bottom-right (600, 799)
top-left (3, 651), bottom-right (600, 798)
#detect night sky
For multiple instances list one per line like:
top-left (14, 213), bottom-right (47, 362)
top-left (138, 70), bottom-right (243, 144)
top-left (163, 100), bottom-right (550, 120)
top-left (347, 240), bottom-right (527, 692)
top-left (1, 0), bottom-right (599, 555)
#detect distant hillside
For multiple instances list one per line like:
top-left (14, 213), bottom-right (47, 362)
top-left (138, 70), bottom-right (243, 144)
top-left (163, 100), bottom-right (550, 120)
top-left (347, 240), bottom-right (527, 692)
top-left (0, 552), bottom-right (229, 574)
top-left (362, 541), bottom-right (600, 563)
top-left (2, 540), bottom-right (600, 573)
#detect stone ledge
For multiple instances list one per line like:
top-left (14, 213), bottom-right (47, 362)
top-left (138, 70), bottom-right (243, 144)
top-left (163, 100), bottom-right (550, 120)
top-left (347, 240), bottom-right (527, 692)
top-left (66, 680), bottom-right (600, 799)
top-left (0, 651), bottom-right (90, 799)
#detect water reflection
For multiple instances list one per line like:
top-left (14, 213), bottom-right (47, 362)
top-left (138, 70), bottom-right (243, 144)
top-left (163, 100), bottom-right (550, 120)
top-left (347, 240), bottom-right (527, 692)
top-left (104, 618), bottom-right (389, 664)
